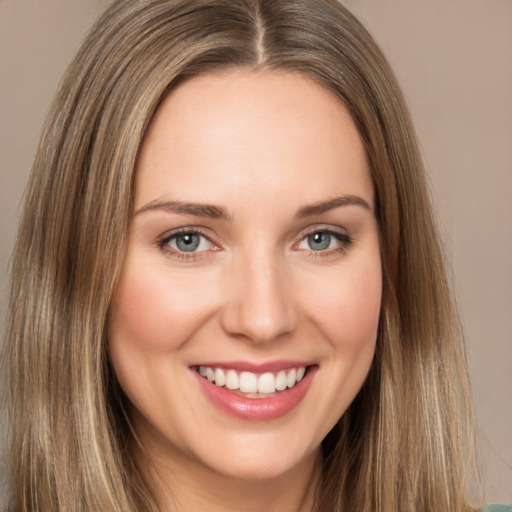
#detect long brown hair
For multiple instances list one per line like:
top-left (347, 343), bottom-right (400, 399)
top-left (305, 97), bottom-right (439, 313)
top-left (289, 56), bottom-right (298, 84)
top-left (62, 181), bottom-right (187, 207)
top-left (4, 0), bottom-right (478, 510)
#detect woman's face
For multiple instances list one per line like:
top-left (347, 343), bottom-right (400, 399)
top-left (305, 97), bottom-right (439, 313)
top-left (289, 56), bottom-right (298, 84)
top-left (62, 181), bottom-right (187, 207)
top-left (109, 71), bottom-right (382, 482)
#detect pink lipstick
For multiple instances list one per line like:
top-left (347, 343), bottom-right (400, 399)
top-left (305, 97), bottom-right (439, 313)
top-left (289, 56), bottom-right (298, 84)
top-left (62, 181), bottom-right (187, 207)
top-left (192, 362), bottom-right (317, 421)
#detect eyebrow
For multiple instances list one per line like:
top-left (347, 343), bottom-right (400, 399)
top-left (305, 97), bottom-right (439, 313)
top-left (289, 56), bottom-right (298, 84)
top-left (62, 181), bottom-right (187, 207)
top-left (134, 194), bottom-right (371, 220)
top-left (296, 195), bottom-right (372, 218)
top-left (134, 200), bottom-right (231, 220)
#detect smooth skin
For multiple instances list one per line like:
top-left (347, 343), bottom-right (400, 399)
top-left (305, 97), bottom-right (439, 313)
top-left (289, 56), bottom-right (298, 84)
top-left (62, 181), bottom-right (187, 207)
top-left (108, 70), bottom-right (382, 511)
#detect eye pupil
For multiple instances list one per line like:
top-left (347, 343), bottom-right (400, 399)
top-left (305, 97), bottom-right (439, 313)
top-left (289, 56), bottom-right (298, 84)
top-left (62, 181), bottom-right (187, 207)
top-left (308, 232), bottom-right (331, 251)
top-left (176, 233), bottom-right (200, 252)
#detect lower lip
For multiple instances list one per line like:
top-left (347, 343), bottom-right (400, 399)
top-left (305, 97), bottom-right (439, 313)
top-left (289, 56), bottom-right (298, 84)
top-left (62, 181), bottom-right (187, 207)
top-left (194, 366), bottom-right (317, 421)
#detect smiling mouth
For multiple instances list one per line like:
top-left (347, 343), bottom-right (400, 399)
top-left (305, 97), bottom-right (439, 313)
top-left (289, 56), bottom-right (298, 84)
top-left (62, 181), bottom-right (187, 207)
top-left (196, 365), bottom-right (309, 398)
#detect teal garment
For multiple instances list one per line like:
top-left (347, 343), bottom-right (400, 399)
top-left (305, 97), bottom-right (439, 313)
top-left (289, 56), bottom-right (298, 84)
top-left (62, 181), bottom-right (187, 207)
top-left (482, 506), bottom-right (512, 512)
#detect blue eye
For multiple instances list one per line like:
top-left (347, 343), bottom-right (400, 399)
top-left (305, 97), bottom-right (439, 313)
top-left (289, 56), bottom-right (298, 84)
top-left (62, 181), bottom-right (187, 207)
top-left (306, 232), bottom-right (332, 251)
top-left (175, 233), bottom-right (201, 252)
top-left (297, 229), bottom-right (351, 253)
top-left (163, 231), bottom-right (212, 253)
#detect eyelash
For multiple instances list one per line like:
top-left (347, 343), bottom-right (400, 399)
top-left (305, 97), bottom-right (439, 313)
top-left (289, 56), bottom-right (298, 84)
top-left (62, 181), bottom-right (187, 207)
top-left (157, 226), bottom-right (353, 260)
top-left (158, 228), bottom-right (215, 261)
top-left (297, 228), bottom-right (353, 259)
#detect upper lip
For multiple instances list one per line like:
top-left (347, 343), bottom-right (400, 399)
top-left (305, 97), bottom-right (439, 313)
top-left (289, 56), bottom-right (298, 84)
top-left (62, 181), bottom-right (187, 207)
top-left (191, 360), bottom-right (316, 373)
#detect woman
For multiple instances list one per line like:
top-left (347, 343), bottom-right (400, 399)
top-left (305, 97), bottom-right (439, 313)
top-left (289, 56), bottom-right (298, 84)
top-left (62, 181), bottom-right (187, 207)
top-left (3, 0), bottom-right (497, 510)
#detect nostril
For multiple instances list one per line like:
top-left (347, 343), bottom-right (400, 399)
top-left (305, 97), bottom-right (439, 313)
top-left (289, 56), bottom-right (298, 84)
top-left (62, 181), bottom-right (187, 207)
top-left (219, 292), bottom-right (297, 343)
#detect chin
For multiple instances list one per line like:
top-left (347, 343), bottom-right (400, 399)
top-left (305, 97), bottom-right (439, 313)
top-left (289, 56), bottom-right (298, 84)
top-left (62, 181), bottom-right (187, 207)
top-left (183, 424), bottom-right (323, 483)
top-left (204, 447), bottom-right (318, 482)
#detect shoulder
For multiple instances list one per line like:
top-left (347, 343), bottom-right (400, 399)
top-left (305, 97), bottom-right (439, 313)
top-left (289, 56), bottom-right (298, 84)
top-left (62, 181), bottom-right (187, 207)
top-left (481, 505), bottom-right (512, 512)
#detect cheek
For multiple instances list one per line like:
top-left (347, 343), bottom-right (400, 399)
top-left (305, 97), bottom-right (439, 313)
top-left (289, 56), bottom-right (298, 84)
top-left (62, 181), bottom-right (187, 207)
top-left (340, 267), bottom-right (382, 340)
top-left (107, 257), bottom-right (222, 425)
top-left (109, 259), bottom-right (219, 353)
top-left (301, 259), bottom-right (382, 351)
top-left (305, 259), bottom-right (381, 421)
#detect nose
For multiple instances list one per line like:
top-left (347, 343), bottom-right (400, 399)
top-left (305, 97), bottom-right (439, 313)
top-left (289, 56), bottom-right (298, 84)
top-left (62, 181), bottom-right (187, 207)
top-left (220, 250), bottom-right (297, 344)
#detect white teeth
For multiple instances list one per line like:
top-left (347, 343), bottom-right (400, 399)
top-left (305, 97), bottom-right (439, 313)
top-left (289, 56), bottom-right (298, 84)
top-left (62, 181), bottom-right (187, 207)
top-left (225, 369), bottom-right (239, 390)
top-left (198, 365), bottom-right (308, 395)
top-left (275, 370), bottom-right (287, 391)
top-left (257, 372), bottom-right (275, 394)
top-left (239, 371), bottom-right (258, 393)
top-left (214, 368), bottom-right (225, 387)
top-left (286, 368), bottom-right (296, 388)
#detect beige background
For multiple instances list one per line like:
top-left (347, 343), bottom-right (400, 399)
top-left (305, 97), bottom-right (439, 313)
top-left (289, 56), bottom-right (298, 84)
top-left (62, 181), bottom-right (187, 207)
top-left (1, 0), bottom-right (511, 503)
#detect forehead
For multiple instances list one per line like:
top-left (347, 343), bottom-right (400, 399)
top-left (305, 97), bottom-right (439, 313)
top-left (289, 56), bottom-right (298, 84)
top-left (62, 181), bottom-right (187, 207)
top-left (134, 70), bottom-right (372, 211)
